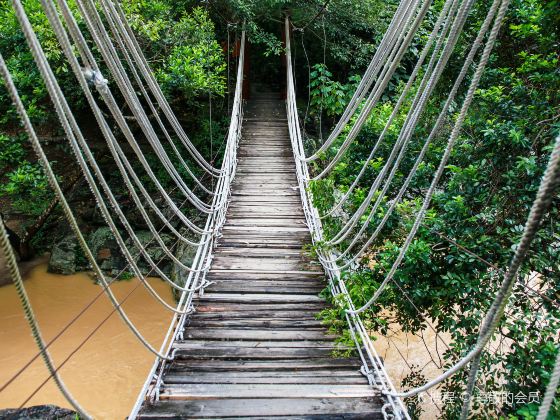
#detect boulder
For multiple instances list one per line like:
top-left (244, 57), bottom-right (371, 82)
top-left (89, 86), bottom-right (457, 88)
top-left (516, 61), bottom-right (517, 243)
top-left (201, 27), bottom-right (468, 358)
top-left (0, 405), bottom-right (77, 420)
top-left (47, 235), bottom-right (77, 275)
top-left (87, 227), bottom-right (126, 276)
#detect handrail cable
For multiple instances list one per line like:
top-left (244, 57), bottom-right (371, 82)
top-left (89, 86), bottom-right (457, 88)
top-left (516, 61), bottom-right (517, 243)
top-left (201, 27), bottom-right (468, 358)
top-left (317, 0), bottom-right (457, 220)
top-left (0, 25), bottom-right (174, 363)
top-left (74, 0), bottom-right (217, 213)
top-left (52, 0), bottom-right (220, 228)
top-left (307, 0), bottom-right (432, 181)
top-left (29, 0), bottom-right (219, 300)
top-left (295, 0), bottom-right (414, 163)
top-left (285, 17), bottom-right (409, 419)
top-left (9, 0), bottom-right (239, 355)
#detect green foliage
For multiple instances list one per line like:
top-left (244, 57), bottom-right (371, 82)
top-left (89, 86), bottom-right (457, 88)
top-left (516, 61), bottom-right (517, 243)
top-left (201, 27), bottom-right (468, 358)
top-left (0, 134), bottom-right (26, 168)
top-left (157, 7), bottom-right (226, 98)
top-left (309, 64), bottom-right (361, 117)
top-left (304, 0), bottom-right (560, 418)
top-left (1, 161), bottom-right (52, 215)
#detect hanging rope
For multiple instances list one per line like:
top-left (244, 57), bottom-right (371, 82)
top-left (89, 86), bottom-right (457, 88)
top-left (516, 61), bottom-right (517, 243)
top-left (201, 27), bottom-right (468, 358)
top-left (0, 211), bottom-right (91, 418)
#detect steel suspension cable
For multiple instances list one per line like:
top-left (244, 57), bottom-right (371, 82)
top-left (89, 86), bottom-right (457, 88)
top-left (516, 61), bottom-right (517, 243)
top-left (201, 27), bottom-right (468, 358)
top-left (37, 0), bottom-right (218, 290)
top-left (106, 0), bottom-right (223, 177)
top-left (389, 131), bottom-right (559, 400)
top-left (309, 0), bottom-right (432, 181)
top-left (11, 0), bottom-right (192, 346)
top-left (322, 0), bottom-right (462, 245)
top-left (320, 0), bottom-right (479, 268)
top-left (52, 0), bottom-right (220, 225)
top-left (346, 0), bottom-right (505, 314)
top-left (318, 0), bottom-right (457, 220)
top-left (75, 0), bottom-right (216, 213)
top-left (297, 0), bottom-right (414, 163)
top-left (96, 0), bottom-right (215, 196)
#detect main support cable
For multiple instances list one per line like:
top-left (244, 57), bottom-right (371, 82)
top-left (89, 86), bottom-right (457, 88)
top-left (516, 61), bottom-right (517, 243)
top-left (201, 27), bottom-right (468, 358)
top-left (318, 0), bottom-right (456, 220)
top-left (345, 0), bottom-right (506, 316)
top-left (296, 0), bottom-right (413, 163)
top-left (75, 0), bottom-right (216, 212)
top-left (0, 43), bottom-right (175, 364)
top-left (8, 0), bottom-right (237, 357)
top-left (48, 0), bottom-right (217, 231)
top-left (38, 0), bottom-right (230, 274)
top-left (19, 0), bottom-right (214, 310)
top-left (309, 0), bottom-right (431, 181)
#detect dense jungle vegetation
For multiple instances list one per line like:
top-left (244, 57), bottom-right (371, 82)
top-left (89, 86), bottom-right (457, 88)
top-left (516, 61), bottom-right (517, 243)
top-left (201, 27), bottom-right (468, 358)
top-left (0, 0), bottom-right (558, 418)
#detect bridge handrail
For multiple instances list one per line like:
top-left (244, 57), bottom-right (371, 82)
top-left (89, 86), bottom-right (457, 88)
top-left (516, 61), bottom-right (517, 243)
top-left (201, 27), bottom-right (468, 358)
top-left (128, 29), bottom-right (247, 420)
top-left (284, 17), bottom-right (409, 420)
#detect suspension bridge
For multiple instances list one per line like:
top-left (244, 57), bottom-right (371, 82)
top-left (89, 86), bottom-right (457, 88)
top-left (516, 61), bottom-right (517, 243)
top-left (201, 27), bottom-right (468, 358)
top-left (0, 0), bottom-right (559, 419)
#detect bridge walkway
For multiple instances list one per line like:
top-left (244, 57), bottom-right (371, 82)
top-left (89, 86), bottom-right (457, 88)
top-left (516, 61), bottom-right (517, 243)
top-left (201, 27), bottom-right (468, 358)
top-left (137, 91), bottom-right (383, 419)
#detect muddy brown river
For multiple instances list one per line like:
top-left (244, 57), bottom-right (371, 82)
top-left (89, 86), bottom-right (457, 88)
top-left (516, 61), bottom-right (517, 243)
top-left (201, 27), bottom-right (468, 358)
top-left (0, 263), bottom-right (173, 420)
top-left (0, 263), bottom-right (446, 419)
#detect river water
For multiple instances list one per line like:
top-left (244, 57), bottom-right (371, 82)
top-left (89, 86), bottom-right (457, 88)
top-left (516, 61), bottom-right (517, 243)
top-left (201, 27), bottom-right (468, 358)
top-left (0, 263), bottom-right (174, 420)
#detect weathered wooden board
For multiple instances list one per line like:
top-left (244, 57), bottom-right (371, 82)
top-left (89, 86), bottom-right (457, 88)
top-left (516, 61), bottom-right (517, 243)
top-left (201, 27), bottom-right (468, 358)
top-left (181, 329), bottom-right (336, 341)
top-left (159, 384), bottom-right (376, 400)
top-left (174, 339), bottom-right (340, 348)
top-left (168, 358), bottom-right (364, 371)
top-left (138, 398), bottom-right (383, 419)
top-left (197, 293), bottom-right (323, 303)
top-left (162, 373), bottom-right (364, 385)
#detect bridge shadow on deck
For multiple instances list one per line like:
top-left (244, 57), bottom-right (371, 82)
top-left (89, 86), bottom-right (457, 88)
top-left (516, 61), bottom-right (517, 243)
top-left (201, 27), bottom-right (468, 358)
top-left (137, 90), bottom-right (383, 419)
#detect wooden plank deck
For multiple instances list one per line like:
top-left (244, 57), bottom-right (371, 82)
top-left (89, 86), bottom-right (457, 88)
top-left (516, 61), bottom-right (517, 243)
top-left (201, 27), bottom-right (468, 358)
top-left (137, 92), bottom-right (383, 419)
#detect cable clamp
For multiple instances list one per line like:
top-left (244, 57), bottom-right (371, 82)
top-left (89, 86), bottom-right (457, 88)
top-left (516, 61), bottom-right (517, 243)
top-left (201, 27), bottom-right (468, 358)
top-left (381, 403), bottom-right (395, 420)
top-left (82, 67), bottom-right (108, 92)
top-left (360, 365), bottom-right (382, 389)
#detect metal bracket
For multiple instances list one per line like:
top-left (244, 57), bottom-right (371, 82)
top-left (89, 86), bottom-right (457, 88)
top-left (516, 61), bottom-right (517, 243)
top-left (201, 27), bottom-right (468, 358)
top-left (82, 67), bottom-right (108, 92)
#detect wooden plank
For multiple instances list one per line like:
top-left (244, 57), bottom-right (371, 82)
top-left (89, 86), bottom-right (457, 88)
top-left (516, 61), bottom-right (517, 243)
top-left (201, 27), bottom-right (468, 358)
top-left (172, 346), bottom-right (337, 359)
top-left (215, 247), bottom-right (307, 257)
top-left (159, 384), bottom-right (376, 400)
top-left (221, 225), bottom-right (309, 233)
top-left (168, 358), bottom-right (364, 371)
top-left (174, 339), bottom-right (339, 348)
top-left (162, 373), bottom-right (364, 385)
top-left (206, 285), bottom-right (322, 295)
top-left (181, 329), bottom-right (336, 341)
top-left (138, 398), bottom-right (383, 418)
top-left (195, 303), bottom-right (328, 313)
top-left (197, 293), bottom-right (323, 303)
top-left (217, 240), bottom-right (307, 249)
top-left (210, 259), bottom-right (319, 272)
top-left (191, 310), bottom-right (323, 319)
top-left (205, 271), bottom-right (323, 280)
top-left (186, 319), bottom-right (325, 328)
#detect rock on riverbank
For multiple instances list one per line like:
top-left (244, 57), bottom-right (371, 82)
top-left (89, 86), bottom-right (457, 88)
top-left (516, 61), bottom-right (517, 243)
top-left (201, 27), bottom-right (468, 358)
top-left (0, 405), bottom-right (77, 419)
